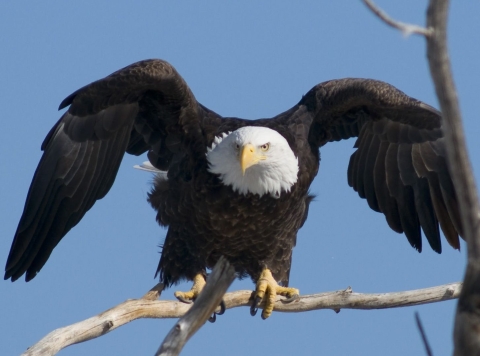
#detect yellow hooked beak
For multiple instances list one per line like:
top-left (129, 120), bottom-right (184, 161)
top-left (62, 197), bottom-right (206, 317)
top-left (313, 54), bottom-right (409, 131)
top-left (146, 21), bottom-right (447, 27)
top-left (240, 144), bottom-right (265, 175)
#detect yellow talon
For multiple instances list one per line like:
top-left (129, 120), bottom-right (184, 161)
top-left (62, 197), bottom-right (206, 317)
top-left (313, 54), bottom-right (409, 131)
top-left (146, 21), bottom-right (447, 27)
top-left (174, 274), bottom-right (206, 303)
top-left (251, 268), bottom-right (299, 319)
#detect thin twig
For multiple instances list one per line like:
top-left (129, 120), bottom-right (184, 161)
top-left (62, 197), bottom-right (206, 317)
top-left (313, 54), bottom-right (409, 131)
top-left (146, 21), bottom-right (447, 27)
top-left (362, 0), bottom-right (433, 37)
top-left (155, 257), bottom-right (236, 356)
top-left (21, 282), bottom-right (462, 356)
top-left (415, 312), bottom-right (433, 356)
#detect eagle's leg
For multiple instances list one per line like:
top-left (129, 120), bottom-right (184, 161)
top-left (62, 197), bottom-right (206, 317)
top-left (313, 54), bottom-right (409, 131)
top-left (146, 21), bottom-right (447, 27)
top-left (174, 273), bottom-right (206, 303)
top-left (251, 268), bottom-right (299, 320)
top-left (174, 273), bottom-right (226, 322)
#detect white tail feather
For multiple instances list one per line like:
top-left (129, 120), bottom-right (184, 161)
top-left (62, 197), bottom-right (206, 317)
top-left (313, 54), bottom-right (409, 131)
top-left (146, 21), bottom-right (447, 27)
top-left (134, 161), bottom-right (168, 181)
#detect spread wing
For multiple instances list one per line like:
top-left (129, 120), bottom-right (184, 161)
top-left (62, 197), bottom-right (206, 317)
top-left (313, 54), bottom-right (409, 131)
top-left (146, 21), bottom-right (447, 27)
top-left (302, 78), bottom-right (462, 253)
top-left (5, 59), bottom-right (222, 281)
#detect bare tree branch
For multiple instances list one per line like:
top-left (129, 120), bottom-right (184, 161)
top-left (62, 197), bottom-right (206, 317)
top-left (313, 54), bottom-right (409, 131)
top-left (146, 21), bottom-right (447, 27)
top-left (21, 282), bottom-right (461, 356)
top-left (155, 256), bottom-right (236, 356)
top-left (362, 0), bottom-right (432, 37)
top-left (423, 1), bottom-right (480, 354)
top-left (415, 312), bottom-right (433, 356)
top-left (426, 0), bottom-right (480, 259)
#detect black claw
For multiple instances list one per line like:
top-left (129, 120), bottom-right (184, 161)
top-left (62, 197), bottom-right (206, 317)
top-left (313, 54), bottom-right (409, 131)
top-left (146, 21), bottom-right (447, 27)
top-left (176, 296), bottom-right (194, 304)
top-left (250, 304), bottom-right (258, 316)
top-left (208, 313), bottom-right (216, 323)
top-left (281, 294), bottom-right (300, 304)
top-left (250, 296), bottom-right (262, 316)
top-left (216, 300), bottom-right (226, 316)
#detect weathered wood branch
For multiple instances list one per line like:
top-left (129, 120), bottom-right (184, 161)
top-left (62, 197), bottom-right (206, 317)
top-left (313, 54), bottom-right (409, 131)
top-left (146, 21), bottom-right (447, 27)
top-left (156, 256), bottom-right (236, 356)
top-left (362, 0), bottom-right (432, 36)
top-left (424, 1), bottom-right (480, 355)
top-left (426, 1), bottom-right (480, 258)
top-left (22, 282), bottom-right (462, 356)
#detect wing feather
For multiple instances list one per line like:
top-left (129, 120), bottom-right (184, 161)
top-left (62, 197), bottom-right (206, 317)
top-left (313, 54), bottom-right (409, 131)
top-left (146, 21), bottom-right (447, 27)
top-left (5, 59), bottom-right (221, 281)
top-left (398, 142), bottom-right (441, 252)
top-left (363, 131), bottom-right (381, 212)
top-left (299, 78), bottom-right (462, 252)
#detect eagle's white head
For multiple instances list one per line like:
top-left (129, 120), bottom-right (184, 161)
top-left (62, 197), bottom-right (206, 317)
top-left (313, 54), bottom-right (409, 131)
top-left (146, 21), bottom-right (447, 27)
top-left (206, 126), bottom-right (299, 198)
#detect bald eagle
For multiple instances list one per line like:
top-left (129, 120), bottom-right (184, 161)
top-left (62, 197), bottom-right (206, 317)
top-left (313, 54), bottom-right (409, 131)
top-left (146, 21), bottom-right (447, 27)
top-left (5, 59), bottom-right (462, 319)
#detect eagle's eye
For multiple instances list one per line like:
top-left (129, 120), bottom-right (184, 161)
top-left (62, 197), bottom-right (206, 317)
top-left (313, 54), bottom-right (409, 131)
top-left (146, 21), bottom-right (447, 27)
top-left (235, 143), bottom-right (240, 150)
top-left (260, 143), bottom-right (270, 151)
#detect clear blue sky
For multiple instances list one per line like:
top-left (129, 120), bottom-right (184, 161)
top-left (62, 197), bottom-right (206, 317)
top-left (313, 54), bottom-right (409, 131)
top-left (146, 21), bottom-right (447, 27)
top-left (1, 1), bottom-right (478, 355)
